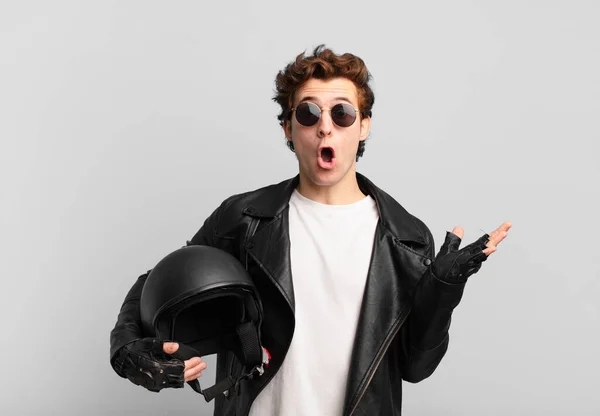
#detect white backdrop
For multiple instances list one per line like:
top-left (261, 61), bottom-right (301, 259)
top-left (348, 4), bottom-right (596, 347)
top-left (1, 1), bottom-right (599, 415)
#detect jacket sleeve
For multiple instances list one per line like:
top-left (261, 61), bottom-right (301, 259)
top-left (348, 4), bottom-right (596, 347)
top-left (108, 203), bottom-right (223, 375)
top-left (400, 226), bottom-right (468, 383)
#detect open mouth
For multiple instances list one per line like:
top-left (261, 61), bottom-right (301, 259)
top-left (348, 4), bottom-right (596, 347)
top-left (320, 147), bottom-right (334, 162)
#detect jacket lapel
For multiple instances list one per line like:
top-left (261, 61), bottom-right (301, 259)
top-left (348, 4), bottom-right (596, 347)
top-left (242, 175), bottom-right (301, 312)
top-left (246, 208), bottom-right (295, 312)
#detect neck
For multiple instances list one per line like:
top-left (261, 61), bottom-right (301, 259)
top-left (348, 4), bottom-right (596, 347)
top-left (296, 169), bottom-right (366, 205)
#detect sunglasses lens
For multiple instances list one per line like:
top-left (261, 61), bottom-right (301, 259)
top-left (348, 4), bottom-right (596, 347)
top-left (331, 103), bottom-right (357, 127)
top-left (295, 102), bottom-right (320, 126)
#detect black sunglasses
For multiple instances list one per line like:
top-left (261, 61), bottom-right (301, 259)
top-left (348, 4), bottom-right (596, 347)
top-left (290, 102), bottom-right (360, 128)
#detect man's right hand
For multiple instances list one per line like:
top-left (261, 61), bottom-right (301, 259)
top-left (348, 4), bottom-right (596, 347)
top-left (162, 342), bottom-right (207, 382)
top-left (114, 338), bottom-right (207, 392)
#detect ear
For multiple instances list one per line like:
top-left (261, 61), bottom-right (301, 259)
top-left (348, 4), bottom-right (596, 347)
top-left (359, 116), bottom-right (371, 141)
top-left (284, 119), bottom-right (293, 141)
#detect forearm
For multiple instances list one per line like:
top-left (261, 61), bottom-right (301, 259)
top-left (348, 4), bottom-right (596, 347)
top-left (401, 266), bottom-right (467, 382)
top-left (109, 272), bottom-right (149, 373)
top-left (400, 226), bottom-right (494, 381)
top-left (410, 266), bottom-right (466, 350)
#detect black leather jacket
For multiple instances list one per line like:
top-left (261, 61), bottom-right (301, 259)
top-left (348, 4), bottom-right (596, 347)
top-left (110, 172), bottom-right (468, 415)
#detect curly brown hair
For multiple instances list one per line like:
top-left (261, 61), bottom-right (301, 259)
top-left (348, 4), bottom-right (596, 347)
top-left (273, 45), bottom-right (375, 161)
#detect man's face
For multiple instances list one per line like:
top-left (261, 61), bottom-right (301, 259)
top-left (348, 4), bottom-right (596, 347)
top-left (284, 77), bottom-right (370, 189)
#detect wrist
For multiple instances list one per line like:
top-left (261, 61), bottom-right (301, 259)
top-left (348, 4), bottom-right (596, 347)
top-left (112, 338), bottom-right (145, 378)
top-left (430, 263), bottom-right (469, 285)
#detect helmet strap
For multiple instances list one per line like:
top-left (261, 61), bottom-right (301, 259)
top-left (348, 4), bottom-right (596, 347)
top-left (169, 320), bottom-right (265, 403)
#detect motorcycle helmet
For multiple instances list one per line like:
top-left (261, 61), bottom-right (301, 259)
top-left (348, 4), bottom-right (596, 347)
top-left (140, 245), bottom-right (269, 401)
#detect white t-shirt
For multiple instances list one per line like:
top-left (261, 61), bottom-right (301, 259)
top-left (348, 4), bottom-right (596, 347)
top-left (249, 189), bottom-right (379, 416)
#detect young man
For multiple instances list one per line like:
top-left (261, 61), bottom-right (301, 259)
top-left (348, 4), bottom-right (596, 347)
top-left (110, 45), bottom-right (511, 415)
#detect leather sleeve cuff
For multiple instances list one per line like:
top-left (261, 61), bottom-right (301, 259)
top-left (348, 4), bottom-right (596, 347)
top-left (404, 333), bottom-right (450, 383)
top-left (110, 337), bottom-right (142, 378)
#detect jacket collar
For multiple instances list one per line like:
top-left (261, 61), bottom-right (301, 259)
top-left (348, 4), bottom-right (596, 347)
top-left (242, 171), bottom-right (426, 245)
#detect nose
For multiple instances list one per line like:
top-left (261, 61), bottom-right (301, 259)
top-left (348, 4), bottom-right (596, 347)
top-left (317, 109), bottom-right (333, 137)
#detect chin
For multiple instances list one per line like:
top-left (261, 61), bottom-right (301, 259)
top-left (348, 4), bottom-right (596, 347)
top-left (310, 175), bottom-right (340, 187)
top-left (306, 163), bottom-right (351, 187)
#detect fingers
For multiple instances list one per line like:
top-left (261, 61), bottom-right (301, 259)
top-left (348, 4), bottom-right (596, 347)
top-left (492, 222), bottom-right (512, 240)
top-left (486, 231), bottom-right (507, 247)
top-left (451, 226), bottom-right (464, 240)
top-left (184, 357), bottom-right (207, 382)
top-left (162, 342), bottom-right (205, 381)
top-left (163, 342), bottom-right (179, 354)
top-left (482, 245), bottom-right (497, 256)
top-left (486, 221), bottom-right (512, 248)
top-left (450, 221), bottom-right (511, 259)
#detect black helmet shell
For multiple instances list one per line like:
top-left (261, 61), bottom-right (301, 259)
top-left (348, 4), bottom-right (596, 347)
top-left (140, 245), bottom-right (262, 361)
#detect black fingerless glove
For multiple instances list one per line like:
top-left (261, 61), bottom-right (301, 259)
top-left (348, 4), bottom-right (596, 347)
top-left (113, 338), bottom-right (185, 392)
top-left (431, 232), bottom-right (490, 284)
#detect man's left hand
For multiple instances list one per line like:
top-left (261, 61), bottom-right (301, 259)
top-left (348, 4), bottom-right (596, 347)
top-left (431, 221), bottom-right (512, 283)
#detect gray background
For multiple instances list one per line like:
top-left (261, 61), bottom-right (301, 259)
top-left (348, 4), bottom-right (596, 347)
top-left (1, 1), bottom-right (598, 415)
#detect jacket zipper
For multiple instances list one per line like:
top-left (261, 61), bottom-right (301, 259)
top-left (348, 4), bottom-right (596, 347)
top-left (347, 306), bottom-right (412, 416)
